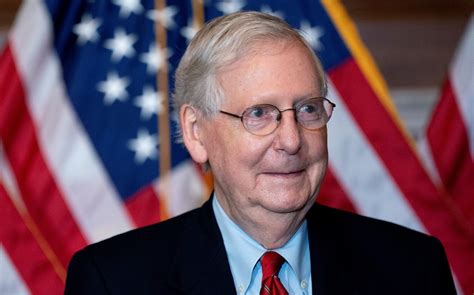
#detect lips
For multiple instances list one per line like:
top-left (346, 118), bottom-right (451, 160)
top-left (261, 169), bottom-right (305, 177)
top-left (261, 162), bottom-right (306, 174)
top-left (259, 159), bottom-right (307, 177)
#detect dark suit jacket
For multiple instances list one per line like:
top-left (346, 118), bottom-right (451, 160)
top-left (65, 199), bottom-right (456, 294)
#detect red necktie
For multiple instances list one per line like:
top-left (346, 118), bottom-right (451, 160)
top-left (259, 251), bottom-right (289, 295)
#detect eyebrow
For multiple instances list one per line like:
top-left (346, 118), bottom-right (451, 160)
top-left (245, 94), bottom-right (320, 109)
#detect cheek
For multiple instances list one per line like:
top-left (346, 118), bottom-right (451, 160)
top-left (305, 132), bottom-right (328, 174)
top-left (238, 135), bottom-right (276, 169)
top-left (308, 129), bottom-right (327, 156)
top-left (207, 133), bottom-right (272, 182)
top-left (311, 139), bottom-right (328, 161)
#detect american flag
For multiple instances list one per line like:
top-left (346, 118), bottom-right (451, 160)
top-left (0, 0), bottom-right (472, 294)
top-left (418, 14), bottom-right (474, 294)
top-left (420, 14), bottom-right (474, 231)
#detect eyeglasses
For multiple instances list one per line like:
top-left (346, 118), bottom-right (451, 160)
top-left (219, 97), bottom-right (336, 136)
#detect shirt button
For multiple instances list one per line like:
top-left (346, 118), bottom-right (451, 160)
top-left (300, 280), bottom-right (308, 289)
top-left (237, 285), bottom-right (244, 294)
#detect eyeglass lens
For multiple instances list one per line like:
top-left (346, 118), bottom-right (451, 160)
top-left (242, 97), bottom-right (334, 135)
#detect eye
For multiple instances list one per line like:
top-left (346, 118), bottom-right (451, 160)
top-left (247, 106), bottom-right (265, 118)
top-left (300, 103), bottom-right (317, 114)
top-left (298, 99), bottom-right (325, 115)
top-left (297, 100), bottom-right (325, 123)
top-left (244, 105), bottom-right (276, 119)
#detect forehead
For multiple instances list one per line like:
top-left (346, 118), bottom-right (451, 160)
top-left (217, 41), bottom-right (321, 108)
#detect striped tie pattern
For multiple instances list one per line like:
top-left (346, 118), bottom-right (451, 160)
top-left (259, 251), bottom-right (289, 295)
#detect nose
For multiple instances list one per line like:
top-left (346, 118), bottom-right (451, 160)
top-left (273, 110), bottom-right (302, 154)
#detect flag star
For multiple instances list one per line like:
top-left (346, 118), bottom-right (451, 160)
top-left (260, 5), bottom-right (284, 19)
top-left (139, 44), bottom-right (172, 74)
top-left (216, 0), bottom-right (246, 14)
top-left (127, 129), bottom-right (158, 164)
top-left (147, 6), bottom-right (179, 29)
top-left (112, 0), bottom-right (144, 18)
top-left (104, 28), bottom-right (137, 62)
top-left (180, 19), bottom-right (200, 43)
top-left (73, 14), bottom-right (101, 45)
top-left (300, 21), bottom-right (324, 51)
top-left (97, 72), bottom-right (130, 105)
top-left (134, 86), bottom-right (163, 119)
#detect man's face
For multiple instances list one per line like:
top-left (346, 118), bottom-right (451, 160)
top-left (191, 42), bottom-right (328, 225)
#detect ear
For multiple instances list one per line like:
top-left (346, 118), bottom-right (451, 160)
top-left (180, 104), bottom-right (209, 164)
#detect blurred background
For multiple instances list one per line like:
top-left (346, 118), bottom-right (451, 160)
top-left (1, 0), bottom-right (472, 140)
top-left (1, 1), bottom-right (473, 294)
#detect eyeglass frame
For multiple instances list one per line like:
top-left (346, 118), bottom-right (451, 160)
top-left (219, 96), bottom-right (336, 136)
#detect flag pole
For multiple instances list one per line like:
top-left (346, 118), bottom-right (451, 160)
top-left (154, 0), bottom-right (170, 179)
top-left (192, 0), bottom-right (204, 28)
top-left (155, 0), bottom-right (171, 219)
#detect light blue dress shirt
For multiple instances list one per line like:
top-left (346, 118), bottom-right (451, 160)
top-left (212, 196), bottom-right (312, 295)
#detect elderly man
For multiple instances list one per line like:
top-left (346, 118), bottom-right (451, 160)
top-left (65, 12), bottom-right (456, 295)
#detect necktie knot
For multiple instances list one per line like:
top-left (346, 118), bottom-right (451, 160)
top-left (261, 251), bottom-right (285, 279)
top-left (260, 251), bottom-right (288, 295)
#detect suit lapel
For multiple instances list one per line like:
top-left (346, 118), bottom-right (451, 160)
top-left (167, 198), bottom-right (236, 294)
top-left (165, 200), bottom-right (360, 294)
top-left (307, 204), bottom-right (358, 294)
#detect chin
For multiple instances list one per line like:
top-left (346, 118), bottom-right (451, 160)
top-left (265, 192), bottom-right (314, 214)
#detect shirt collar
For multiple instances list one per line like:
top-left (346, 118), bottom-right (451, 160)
top-left (212, 194), bottom-right (309, 292)
top-left (213, 195), bottom-right (263, 291)
top-left (276, 219), bottom-right (309, 282)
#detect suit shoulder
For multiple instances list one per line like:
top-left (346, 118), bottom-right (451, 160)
top-left (70, 206), bottom-right (203, 271)
top-left (309, 204), bottom-right (456, 293)
top-left (65, 202), bottom-right (223, 293)
top-left (310, 204), bottom-right (439, 247)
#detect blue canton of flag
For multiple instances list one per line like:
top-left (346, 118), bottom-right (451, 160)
top-left (47, 0), bottom-right (192, 199)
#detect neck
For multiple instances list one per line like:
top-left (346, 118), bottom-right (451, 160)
top-left (246, 213), bottom-right (304, 249)
top-left (216, 195), bottom-right (307, 249)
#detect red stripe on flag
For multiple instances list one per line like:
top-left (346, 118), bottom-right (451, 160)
top-left (329, 58), bottom-right (474, 293)
top-left (0, 44), bottom-right (87, 267)
top-left (427, 78), bottom-right (474, 228)
top-left (125, 184), bottom-right (162, 228)
top-left (0, 183), bottom-right (65, 293)
top-left (318, 167), bottom-right (358, 214)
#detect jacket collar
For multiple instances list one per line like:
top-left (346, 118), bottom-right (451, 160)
top-left (307, 204), bottom-right (357, 294)
top-left (166, 198), bottom-right (357, 294)
top-left (166, 197), bottom-right (236, 294)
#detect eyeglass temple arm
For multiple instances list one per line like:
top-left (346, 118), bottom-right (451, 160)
top-left (219, 110), bottom-right (243, 119)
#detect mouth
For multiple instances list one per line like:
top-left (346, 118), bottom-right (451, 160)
top-left (261, 169), bottom-right (305, 178)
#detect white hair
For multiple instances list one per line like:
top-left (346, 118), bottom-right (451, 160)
top-left (172, 11), bottom-right (327, 139)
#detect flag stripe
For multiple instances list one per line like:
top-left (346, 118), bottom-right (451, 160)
top-left (330, 60), bottom-right (458, 229)
top-left (0, 144), bottom-right (66, 280)
top-left (425, 14), bottom-right (474, 234)
top-left (157, 160), bottom-right (207, 217)
top-left (450, 15), bottom-right (474, 156)
top-left (327, 75), bottom-right (426, 232)
top-left (0, 246), bottom-right (30, 295)
top-left (330, 59), bottom-right (474, 293)
top-left (318, 168), bottom-right (358, 214)
top-left (125, 184), bottom-right (162, 228)
top-left (320, 0), bottom-right (395, 119)
top-left (126, 160), bottom-right (209, 227)
top-left (0, 184), bottom-right (64, 294)
top-left (421, 15), bottom-right (474, 294)
top-left (0, 45), bottom-right (87, 267)
top-left (0, 136), bottom-right (23, 210)
top-left (427, 79), bottom-right (474, 228)
top-left (9, 0), bottom-right (134, 244)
